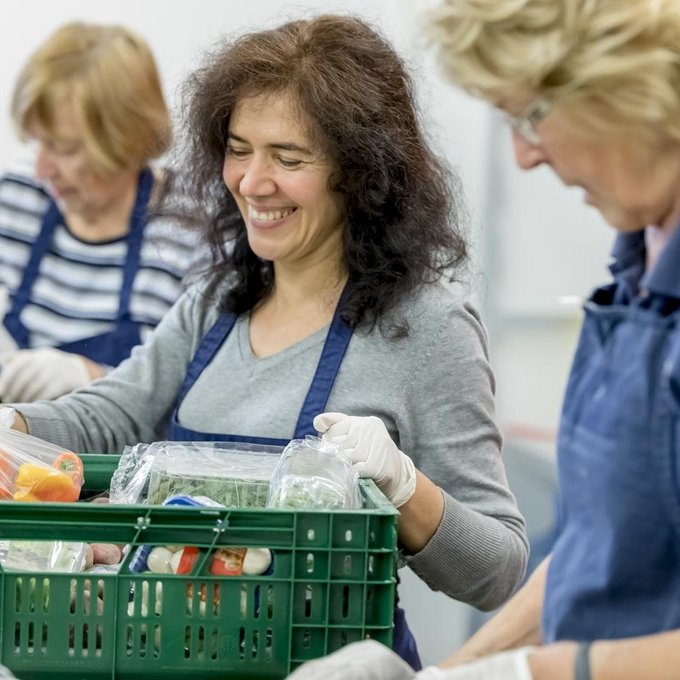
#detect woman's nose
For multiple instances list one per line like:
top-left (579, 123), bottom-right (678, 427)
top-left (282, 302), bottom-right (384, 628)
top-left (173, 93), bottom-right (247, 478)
top-left (238, 159), bottom-right (276, 197)
top-left (511, 131), bottom-right (548, 170)
top-left (34, 145), bottom-right (57, 181)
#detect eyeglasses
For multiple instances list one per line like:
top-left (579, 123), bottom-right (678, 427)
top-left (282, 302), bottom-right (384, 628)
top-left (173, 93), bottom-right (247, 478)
top-left (501, 98), bottom-right (551, 145)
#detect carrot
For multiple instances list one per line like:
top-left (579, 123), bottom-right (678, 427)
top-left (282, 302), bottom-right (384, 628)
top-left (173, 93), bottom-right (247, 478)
top-left (0, 449), bottom-right (14, 500)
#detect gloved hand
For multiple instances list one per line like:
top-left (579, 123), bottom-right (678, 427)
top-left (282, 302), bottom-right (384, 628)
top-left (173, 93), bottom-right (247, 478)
top-left (0, 407), bottom-right (16, 429)
top-left (414, 647), bottom-right (535, 679)
top-left (286, 639), bottom-right (415, 680)
top-left (313, 412), bottom-right (416, 508)
top-left (0, 348), bottom-right (92, 402)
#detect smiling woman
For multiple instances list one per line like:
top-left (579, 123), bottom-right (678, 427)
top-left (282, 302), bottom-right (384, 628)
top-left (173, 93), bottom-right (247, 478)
top-left (223, 93), bottom-right (344, 276)
top-left (10, 15), bottom-right (528, 670)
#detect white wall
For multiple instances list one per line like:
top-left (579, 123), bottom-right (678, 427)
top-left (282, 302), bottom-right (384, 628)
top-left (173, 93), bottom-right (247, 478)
top-left (0, 0), bottom-right (616, 666)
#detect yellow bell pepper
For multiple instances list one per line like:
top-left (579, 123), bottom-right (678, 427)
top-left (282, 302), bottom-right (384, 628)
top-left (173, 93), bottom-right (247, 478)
top-left (13, 463), bottom-right (79, 502)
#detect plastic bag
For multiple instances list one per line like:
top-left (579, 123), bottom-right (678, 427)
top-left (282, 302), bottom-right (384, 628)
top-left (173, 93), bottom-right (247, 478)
top-left (109, 441), bottom-right (282, 506)
top-left (267, 436), bottom-right (362, 510)
top-left (0, 425), bottom-right (84, 502)
top-left (1, 540), bottom-right (89, 573)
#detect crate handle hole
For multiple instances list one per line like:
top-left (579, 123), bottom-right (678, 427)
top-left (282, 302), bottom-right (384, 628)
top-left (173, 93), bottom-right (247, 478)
top-left (253, 585), bottom-right (261, 619)
top-left (342, 585), bottom-right (350, 619)
top-left (239, 627), bottom-right (246, 661)
top-left (304, 585), bottom-right (313, 618)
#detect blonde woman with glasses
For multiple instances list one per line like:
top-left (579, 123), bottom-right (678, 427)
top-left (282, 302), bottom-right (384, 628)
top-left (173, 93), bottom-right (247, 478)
top-left (288, 1), bottom-right (680, 678)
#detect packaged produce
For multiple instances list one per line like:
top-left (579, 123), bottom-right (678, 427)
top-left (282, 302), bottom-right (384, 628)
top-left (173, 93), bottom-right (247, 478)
top-left (109, 441), bottom-right (281, 507)
top-left (1, 540), bottom-right (89, 573)
top-left (0, 424), bottom-right (84, 503)
top-left (267, 436), bottom-right (361, 510)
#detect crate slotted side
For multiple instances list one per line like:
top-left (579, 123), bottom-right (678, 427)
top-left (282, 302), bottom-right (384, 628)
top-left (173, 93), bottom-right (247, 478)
top-left (0, 455), bottom-right (398, 679)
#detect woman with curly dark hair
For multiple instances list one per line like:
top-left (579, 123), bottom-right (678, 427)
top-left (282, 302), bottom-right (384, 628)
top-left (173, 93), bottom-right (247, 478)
top-left (9, 15), bottom-right (528, 668)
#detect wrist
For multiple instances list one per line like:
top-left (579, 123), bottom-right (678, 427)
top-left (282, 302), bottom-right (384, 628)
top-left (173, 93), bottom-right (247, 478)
top-left (81, 356), bottom-right (105, 380)
top-left (527, 642), bottom-right (578, 680)
top-left (386, 450), bottom-right (416, 507)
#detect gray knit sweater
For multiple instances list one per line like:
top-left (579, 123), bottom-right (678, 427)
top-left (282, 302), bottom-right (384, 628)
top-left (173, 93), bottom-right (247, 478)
top-left (19, 281), bottom-right (528, 609)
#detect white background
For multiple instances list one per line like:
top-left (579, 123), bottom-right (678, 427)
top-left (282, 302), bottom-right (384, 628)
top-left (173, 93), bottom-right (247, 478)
top-left (0, 0), bottom-right (615, 664)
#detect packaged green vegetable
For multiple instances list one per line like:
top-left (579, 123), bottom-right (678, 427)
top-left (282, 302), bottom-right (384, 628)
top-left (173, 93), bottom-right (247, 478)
top-left (267, 436), bottom-right (361, 510)
top-left (110, 441), bottom-right (281, 507)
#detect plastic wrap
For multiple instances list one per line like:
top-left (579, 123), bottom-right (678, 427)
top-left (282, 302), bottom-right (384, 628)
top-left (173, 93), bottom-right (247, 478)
top-left (267, 436), bottom-right (361, 510)
top-left (1, 540), bottom-right (89, 573)
top-left (0, 425), bottom-right (84, 502)
top-left (109, 441), bottom-right (282, 506)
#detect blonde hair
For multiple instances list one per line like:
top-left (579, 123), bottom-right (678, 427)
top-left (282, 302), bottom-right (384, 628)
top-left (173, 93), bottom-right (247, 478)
top-left (11, 22), bottom-right (171, 174)
top-left (427, 0), bottom-right (680, 143)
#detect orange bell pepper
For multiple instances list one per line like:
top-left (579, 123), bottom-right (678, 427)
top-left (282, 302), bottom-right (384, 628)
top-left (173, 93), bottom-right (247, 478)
top-left (53, 452), bottom-right (84, 487)
top-left (13, 463), bottom-right (80, 503)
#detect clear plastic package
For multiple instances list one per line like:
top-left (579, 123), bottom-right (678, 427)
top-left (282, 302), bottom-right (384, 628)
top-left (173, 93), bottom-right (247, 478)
top-left (1, 540), bottom-right (89, 573)
top-left (267, 436), bottom-right (362, 510)
top-left (109, 441), bottom-right (282, 507)
top-left (0, 424), bottom-right (84, 502)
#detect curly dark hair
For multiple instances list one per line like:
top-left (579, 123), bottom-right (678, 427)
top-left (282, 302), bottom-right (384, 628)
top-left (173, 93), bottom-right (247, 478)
top-left (180, 14), bottom-right (467, 336)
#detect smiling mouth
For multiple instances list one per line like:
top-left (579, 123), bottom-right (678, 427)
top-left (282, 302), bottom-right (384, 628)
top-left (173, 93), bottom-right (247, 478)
top-left (248, 206), bottom-right (297, 222)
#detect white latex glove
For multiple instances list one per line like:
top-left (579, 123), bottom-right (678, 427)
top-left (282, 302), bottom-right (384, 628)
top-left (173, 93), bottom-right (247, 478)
top-left (286, 639), bottom-right (415, 680)
top-left (314, 412), bottom-right (416, 507)
top-left (0, 407), bottom-right (16, 429)
top-left (414, 648), bottom-right (535, 680)
top-left (0, 348), bottom-right (91, 402)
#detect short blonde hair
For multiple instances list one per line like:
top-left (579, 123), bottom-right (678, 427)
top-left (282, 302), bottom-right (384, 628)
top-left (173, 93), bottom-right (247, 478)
top-left (11, 22), bottom-right (171, 174)
top-left (427, 0), bottom-right (680, 143)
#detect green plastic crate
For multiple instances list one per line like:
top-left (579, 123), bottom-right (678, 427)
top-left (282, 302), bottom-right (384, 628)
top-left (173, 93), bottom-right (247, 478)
top-left (0, 455), bottom-right (398, 679)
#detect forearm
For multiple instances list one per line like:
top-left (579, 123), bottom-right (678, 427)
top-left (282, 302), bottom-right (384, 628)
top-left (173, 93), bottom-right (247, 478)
top-left (524, 629), bottom-right (680, 680)
top-left (591, 630), bottom-right (680, 680)
top-left (441, 556), bottom-right (549, 667)
top-left (81, 356), bottom-right (107, 381)
top-left (406, 489), bottom-right (527, 610)
top-left (397, 470), bottom-right (444, 552)
top-left (11, 411), bottom-right (28, 433)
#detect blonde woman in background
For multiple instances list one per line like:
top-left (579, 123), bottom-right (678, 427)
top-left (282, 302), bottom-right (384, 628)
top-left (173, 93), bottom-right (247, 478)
top-left (0, 23), bottom-right (198, 402)
top-left (288, 1), bottom-right (680, 678)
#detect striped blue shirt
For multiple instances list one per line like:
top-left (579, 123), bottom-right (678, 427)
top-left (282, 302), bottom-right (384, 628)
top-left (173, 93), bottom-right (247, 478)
top-left (0, 165), bottom-right (200, 349)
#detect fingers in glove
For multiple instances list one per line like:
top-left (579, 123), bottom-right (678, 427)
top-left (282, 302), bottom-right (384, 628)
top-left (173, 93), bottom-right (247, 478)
top-left (313, 412), bottom-right (349, 433)
top-left (0, 355), bottom-right (37, 402)
top-left (286, 640), bottom-right (415, 680)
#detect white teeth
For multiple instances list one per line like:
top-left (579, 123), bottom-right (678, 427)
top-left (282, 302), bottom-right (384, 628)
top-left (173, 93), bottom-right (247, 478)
top-left (249, 206), bottom-right (296, 222)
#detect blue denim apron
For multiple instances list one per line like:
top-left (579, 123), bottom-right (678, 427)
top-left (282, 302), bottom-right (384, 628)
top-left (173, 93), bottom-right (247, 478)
top-left (3, 168), bottom-right (153, 367)
top-left (543, 230), bottom-right (680, 642)
top-left (166, 292), bottom-right (422, 669)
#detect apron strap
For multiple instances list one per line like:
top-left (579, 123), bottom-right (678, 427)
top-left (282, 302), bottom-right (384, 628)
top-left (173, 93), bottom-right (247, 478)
top-left (170, 284), bottom-right (353, 442)
top-left (2, 200), bottom-right (62, 347)
top-left (117, 168), bottom-right (154, 322)
top-left (293, 284), bottom-right (353, 438)
top-left (3, 168), bottom-right (154, 346)
top-left (174, 313), bottom-right (238, 408)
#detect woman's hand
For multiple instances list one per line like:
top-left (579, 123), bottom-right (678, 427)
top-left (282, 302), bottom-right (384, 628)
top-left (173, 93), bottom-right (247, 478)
top-left (0, 348), bottom-right (93, 401)
top-left (416, 648), bottom-right (536, 679)
top-left (286, 640), bottom-right (415, 680)
top-left (314, 412), bottom-right (416, 507)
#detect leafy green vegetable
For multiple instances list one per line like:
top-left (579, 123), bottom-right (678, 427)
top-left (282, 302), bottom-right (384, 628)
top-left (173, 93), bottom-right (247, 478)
top-left (147, 469), bottom-right (271, 507)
